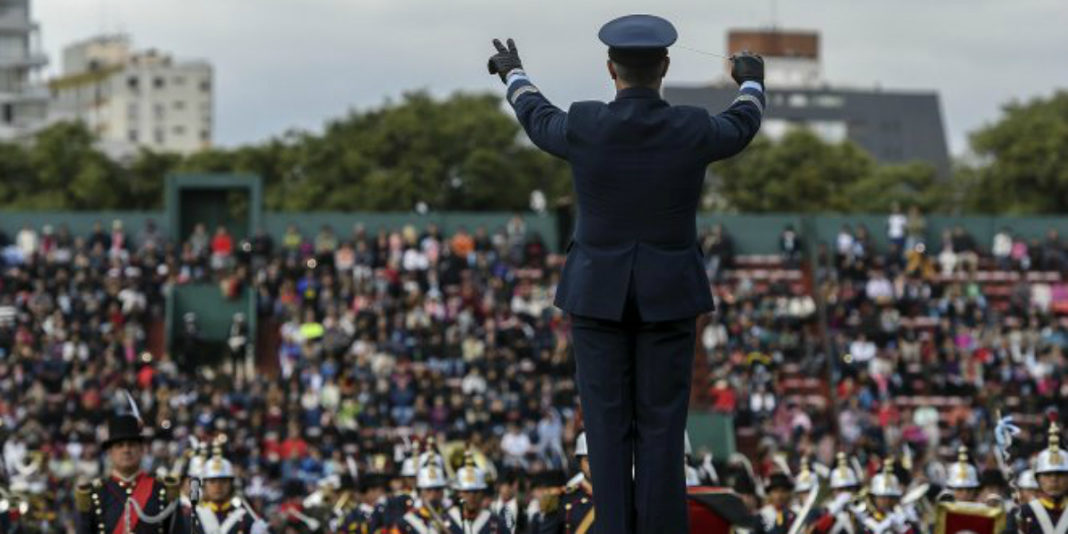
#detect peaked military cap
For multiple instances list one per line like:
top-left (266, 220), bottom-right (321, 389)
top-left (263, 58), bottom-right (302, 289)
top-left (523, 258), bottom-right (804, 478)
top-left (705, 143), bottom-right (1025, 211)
top-left (598, 14), bottom-right (677, 49)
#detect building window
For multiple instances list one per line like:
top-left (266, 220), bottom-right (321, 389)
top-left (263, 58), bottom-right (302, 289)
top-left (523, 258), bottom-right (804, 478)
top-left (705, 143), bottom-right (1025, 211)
top-left (154, 77), bottom-right (165, 89)
top-left (127, 103), bottom-right (138, 119)
top-left (814, 94), bottom-right (844, 108)
top-left (173, 100), bottom-right (185, 110)
top-left (173, 76), bottom-right (185, 85)
top-left (199, 79), bottom-right (211, 92)
top-left (200, 130), bottom-right (210, 141)
top-left (173, 125), bottom-right (185, 135)
top-left (128, 130), bottom-right (138, 142)
top-left (127, 76), bottom-right (139, 91)
top-left (154, 129), bottom-right (165, 144)
top-left (788, 94), bottom-right (809, 108)
top-left (154, 103), bottom-right (165, 120)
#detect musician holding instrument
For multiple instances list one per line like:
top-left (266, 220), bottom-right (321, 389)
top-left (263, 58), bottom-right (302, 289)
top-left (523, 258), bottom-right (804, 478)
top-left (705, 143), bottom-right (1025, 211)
top-left (399, 453), bottom-right (452, 534)
top-left (537, 432), bottom-right (595, 534)
top-left (810, 453), bottom-right (862, 534)
top-left (860, 460), bottom-right (919, 534)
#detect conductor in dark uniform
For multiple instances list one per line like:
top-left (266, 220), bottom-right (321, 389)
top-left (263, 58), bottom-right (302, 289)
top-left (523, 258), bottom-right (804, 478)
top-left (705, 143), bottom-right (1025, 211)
top-left (487, 13), bottom-right (765, 534)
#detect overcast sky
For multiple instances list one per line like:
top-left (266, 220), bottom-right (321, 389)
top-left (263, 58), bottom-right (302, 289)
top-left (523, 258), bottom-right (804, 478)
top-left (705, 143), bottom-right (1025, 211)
top-left (33, 0), bottom-right (1068, 156)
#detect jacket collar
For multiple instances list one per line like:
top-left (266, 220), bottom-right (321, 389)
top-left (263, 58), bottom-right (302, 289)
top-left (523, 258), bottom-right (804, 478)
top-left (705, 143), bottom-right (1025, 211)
top-left (614, 86), bottom-right (663, 101)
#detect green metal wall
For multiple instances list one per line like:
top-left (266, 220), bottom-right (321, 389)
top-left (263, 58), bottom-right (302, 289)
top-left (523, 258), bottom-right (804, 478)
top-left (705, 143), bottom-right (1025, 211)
top-left (3, 211), bottom-right (1068, 256)
top-left (687, 411), bottom-right (736, 458)
top-left (263, 212), bottom-right (559, 252)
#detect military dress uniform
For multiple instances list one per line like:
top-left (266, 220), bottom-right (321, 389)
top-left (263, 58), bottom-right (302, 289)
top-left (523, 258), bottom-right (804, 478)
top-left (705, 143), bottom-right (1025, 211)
top-left (189, 445), bottom-right (268, 534)
top-left (1018, 423), bottom-right (1068, 534)
top-left (1017, 499), bottom-right (1068, 534)
top-left (810, 454), bottom-right (861, 534)
top-left (399, 453), bottom-right (453, 534)
top-left (445, 451), bottom-right (507, 534)
top-left (75, 415), bottom-right (185, 534)
top-left (76, 473), bottom-right (183, 534)
top-left (537, 477), bottom-right (595, 534)
top-left (489, 13), bottom-right (764, 534)
top-left (856, 460), bottom-right (918, 534)
top-left (1004, 470), bottom-right (1040, 534)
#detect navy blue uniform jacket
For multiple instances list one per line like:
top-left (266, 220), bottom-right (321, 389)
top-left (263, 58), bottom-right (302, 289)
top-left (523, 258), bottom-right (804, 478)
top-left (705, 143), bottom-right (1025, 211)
top-left (506, 75), bottom-right (765, 322)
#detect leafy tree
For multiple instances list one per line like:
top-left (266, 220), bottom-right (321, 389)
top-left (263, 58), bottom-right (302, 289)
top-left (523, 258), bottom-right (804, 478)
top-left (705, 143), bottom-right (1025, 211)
top-left (710, 129), bottom-right (952, 213)
top-left (960, 90), bottom-right (1068, 214)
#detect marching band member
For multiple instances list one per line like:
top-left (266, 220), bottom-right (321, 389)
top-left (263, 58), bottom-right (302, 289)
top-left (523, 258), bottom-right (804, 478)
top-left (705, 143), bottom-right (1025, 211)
top-left (859, 459), bottom-right (918, 534)
top-left (192, 446), bottom-right (269, 534)
top-left (399, 452), bottom-right (452, 534)
top-left (447, 451), bottom-right (507, 534)
top-left (1017, 423), bottom-right (1068, 534)
top-left (944, 447), bottom-right (981, 503)
top-left (760, 473), bottom-right (797, 534)
top-left (489, 469), bottom-right (522, 534)
top-left (537, 432), bottom-right (595, 534)
top-left (811, 453), bottom-right (862, 534)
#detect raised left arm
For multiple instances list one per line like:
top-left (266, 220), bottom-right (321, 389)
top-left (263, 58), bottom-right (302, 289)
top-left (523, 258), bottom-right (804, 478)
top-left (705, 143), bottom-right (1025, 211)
top-left (488, 38), bottom-right (569, 160)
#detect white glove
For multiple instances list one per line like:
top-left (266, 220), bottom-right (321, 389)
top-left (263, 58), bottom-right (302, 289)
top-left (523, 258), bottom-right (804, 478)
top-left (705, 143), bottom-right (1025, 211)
top-left (827, 493), bottom-right (852, 515)
top-left (890, 511), bottom-right (910, 534)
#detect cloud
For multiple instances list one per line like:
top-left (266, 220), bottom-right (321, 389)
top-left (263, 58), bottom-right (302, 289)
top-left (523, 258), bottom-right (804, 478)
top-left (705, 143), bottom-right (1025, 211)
top-left (33, 0), bottom-right (1068, 155)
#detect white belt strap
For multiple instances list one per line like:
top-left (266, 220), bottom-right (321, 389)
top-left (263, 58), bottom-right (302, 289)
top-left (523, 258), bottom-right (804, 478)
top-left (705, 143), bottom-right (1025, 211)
top-left (1028, 501), bottom-right (1068, 534)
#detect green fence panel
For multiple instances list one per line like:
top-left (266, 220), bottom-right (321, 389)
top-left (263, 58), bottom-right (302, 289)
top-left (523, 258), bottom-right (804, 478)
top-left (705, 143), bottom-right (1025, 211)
top-left (696, 214), bottom-right (803, 254)
top-left (263, 211), bottom-right (559, 252)
top-left (0, 211), bottom-right (167, 238)
top-left (687, 411), bottom-right (736, 459)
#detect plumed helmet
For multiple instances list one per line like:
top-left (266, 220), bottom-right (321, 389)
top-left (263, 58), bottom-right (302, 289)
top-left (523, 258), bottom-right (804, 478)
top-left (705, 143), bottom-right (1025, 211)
top-left (418, 437), bottom-right (446, 473)
top-left (794, 458), bottom-right (818, 493)
top-left (830, 452), bottom-right (860, 490)
top-left (1016, 469), bottom-right (1039, 490)
top-left (201, 456), bottom-right (234, 480)
top-left (1036, 422), bottom-right (1068, 475)
top-left (870, 458), bottom-right (903, 498)
top-left (453, 450), bottom-right (488, 492)
top-left (416, 453), bottom-right (448, 489)
top-left (945, 446), bottom-right (980, 489)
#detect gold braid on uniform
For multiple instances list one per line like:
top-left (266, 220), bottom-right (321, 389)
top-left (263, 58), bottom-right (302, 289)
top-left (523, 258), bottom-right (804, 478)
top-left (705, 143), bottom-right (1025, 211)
top-left (74, 481), bottom-right (93, 513)
top-left (540, 489), bottom-right (561, 515)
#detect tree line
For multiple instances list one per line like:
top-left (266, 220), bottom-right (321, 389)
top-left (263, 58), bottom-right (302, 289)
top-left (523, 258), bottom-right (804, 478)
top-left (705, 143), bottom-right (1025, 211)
top-left (0, 89), bottom-right (1064, 213)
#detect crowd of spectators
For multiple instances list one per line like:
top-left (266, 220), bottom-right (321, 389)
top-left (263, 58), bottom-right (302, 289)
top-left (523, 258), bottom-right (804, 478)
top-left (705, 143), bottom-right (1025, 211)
top-left (697, 206), bottom-right (1068, 480)
top-left (3, 207), bottom-right (1068, 528)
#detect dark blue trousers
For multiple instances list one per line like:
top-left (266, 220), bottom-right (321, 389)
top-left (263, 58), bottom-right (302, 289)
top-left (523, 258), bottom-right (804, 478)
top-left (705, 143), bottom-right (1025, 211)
top-left (570, 299), bottom-right (697, 534)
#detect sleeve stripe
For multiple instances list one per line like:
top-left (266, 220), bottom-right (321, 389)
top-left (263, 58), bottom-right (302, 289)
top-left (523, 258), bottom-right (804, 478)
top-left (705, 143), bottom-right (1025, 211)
top-left (505, 69), bottom-right (529, 88)
top-left (740, 81), bottom-right (764, 93)
top-left (732, 93), bottom-right (765, 115)
top-left (509, 84), bottom-right (540, 105)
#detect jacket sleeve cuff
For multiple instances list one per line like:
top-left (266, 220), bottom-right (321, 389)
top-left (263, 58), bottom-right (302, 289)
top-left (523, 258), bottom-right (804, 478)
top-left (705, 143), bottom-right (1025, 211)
top-left (740, 81), bottom-right (764, 93)
top-left (505, 71), bottom-right (540, 105)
